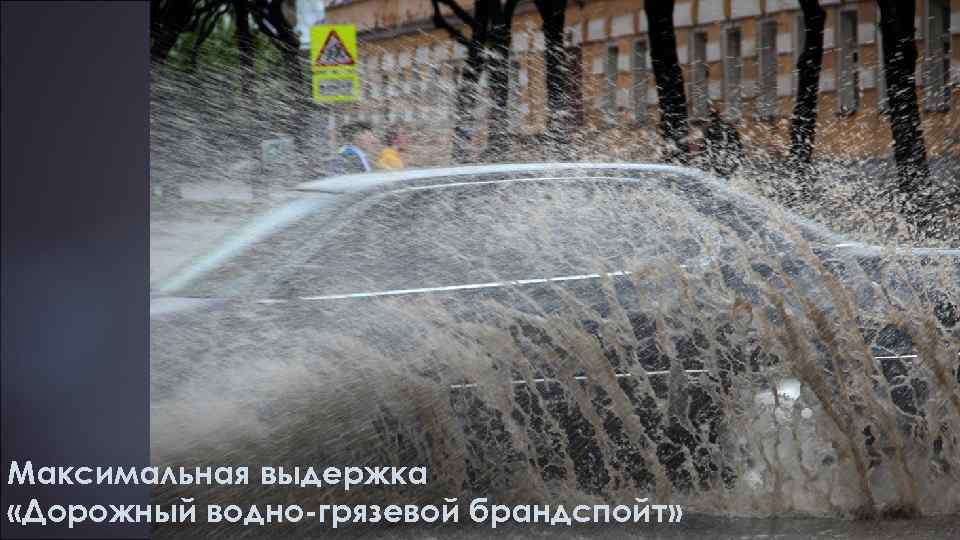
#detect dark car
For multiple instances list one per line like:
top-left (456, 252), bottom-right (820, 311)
top-left (151, 163), bottom-right (959, 516)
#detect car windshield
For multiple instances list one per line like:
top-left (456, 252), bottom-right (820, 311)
top-left (167, 171), bottom-right (834, 299)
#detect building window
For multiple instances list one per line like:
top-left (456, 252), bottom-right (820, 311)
top-left (509, 57), bottom-right (522, 124)
top-left (478, 70), bottom-right (489, 116)
top-left (723, 26), bottom-right (742, 119)
top-left (400, 71), bottom-right (412, 122)
top-left (411, 69), bottom-right (422, 122)
top-left (428, 65), bottom-right (442, 126)
top-left (837, 8), bottom-right (860, 114)
top-left (449, 63), bottom-right (462, 120)
top-left (565, 44), bottom-right (585, 127)
top-left (631, 39), bottom-right (648, 123)
top-left (924, 0), bottom-right (951, 111)
top-left (758, 19), bottom-right (779, 119)
top-left (691, 31), bottom-right (709, 118)
top-left (876, 10), bottom-right (888, 113)
top-left (794, 12), bottom-right (806, 66)
top-left (381, 73), bottom-right (391, 123)
top-left (604, 44), bottom-right (619, 121)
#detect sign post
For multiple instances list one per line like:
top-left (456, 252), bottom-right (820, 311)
top-left (310, 24), bottom-right (359, 103)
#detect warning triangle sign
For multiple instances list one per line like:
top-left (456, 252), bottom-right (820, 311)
top-left (315, 30), bottom-right (355, 67)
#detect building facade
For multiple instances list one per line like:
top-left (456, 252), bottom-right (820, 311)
top-left (326, 0), bottom-right (959, 165)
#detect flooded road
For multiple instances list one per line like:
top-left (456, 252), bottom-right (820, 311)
top-left (150, 172), bottom-right (958, 540)
top-left (314, 515), bottom-right (960, 539)
top-left (150, 514), bottom-right (960, 539)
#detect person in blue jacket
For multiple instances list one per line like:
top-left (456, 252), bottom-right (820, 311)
top-left (330, 121), bottom-right (376, 175)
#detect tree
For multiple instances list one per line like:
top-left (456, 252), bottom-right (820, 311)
top-left (788, 0), bottom-right (826, 170)
top-left (644, 0), bottom-right (689, 162)
top-left (534, 0), bottom-right (571, 155)
top-left (432, 0), bottom-right (521, 163)
top-left (876, 0), bottom-right (931, 222)
top-left (432, 0), bottom-right (491, 162)
top-left (233, 0), bottom-right (256, 100)
top-left (185, 2), bottom-right (231, 71)
top-left (152, 0), bottom-right (199, 63)
top-left (155, 0), bottom-right (315, 161)
top-left (252, 0), bottom-right (311, 154)
top-left (482, 0), bottom-right (522, 160)
top-left (252, 0), bottom-right (303, 92)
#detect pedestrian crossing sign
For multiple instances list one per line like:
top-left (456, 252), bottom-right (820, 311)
top-left (310, 24), bottom-right (359, 103)
top-left (315, 29), bottom-right (355, 67)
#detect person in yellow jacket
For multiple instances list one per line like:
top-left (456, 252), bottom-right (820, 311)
top-left (375, 125), bottom-right (405, 170)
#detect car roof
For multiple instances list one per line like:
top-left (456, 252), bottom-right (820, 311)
top-left (155, 163), bottom-right (958, 298)
top-left (297, 161), bottom-right (845, 243)
top-left (295, 162), bottom-right (717, 194)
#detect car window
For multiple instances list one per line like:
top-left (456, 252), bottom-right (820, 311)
top-left (168, 172), bottom-right (832, 299)
top-left (276, 176), bottom-right (754, 297)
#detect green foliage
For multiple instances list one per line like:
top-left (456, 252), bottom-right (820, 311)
top-left (164, 10), bottom-right (285, 76)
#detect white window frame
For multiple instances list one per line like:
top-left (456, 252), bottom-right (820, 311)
top-left (836, 7), bottom-right (861, 115)
top-left (876, 9), bottom-right (889, 114)
top-left (448, 61), bottom-right (463, 121)
top-left (410, 68), bottom-right (423, 123)
top-left (690, 30), bottom-right (709, 119)
top-left (793, 12), bottom-right (805, 97)
top-left (508, 55), bottom-right (523, 125)
top-left (381, 72), bottom-right (392, 123)
top-left (757, 17), bottom-right (780, 119)
top-left (722, 24), bottom-right (743, 120)
top-left (401, 70), bottom-right (412, 122)
top-left (923, 0), bottom-right (951, 111)
top-left (631, 38), bottom-right (649, 124)
top-left (604, 42), bottom-right (620, 123)
top-left (428, 64), bottom-right (442, 126)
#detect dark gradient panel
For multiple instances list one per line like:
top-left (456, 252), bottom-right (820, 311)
top-left (1, 1), bottom-right (150, 538)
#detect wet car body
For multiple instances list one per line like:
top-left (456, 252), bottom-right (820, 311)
top-left (152, 163), bottom-right (959, 495)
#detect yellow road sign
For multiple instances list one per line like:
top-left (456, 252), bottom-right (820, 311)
top-left (311, 24), bottom-right (359, 103)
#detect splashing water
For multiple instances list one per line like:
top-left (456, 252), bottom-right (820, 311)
top-left (150, 57), bottom-right (959, 538)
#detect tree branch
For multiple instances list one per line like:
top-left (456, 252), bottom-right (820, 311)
top-left (195, 0), bottom-right (226, 17)
top-left (504, 0), bottom-right (522, 22)
top-left (197, 4), bottom-right (228, 44)
top-left (152, 0), bottom-right (198, 62)
top-left (431, 0), bottom-right (471, 47)
top-left (249, 0), bottom-right (277, 39)
top-left (436, 0), bottom-right (476, 27)
top-left (189, 4), bottom-right (227, 67)
top-left (254, 17), bottom-right (279, 40)
top-left (267, 0), bottom-right (298, 45)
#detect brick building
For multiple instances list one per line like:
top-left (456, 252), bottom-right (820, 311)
top-left (325, 0), bottom-right (959, 165)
